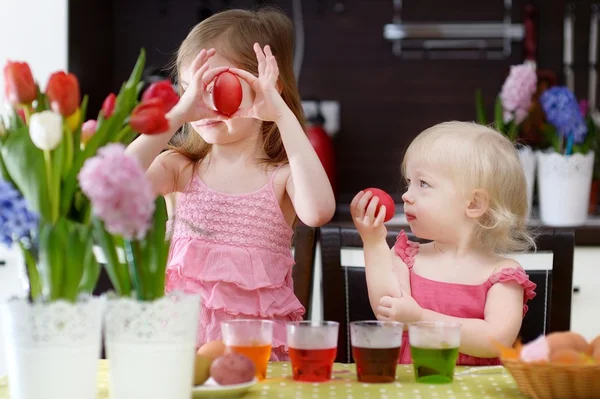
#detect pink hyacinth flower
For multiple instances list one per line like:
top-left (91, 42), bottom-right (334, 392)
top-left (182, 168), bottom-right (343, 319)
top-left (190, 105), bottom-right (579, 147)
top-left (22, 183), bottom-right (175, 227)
top-left (500, 63), bottom-right (538, 124)
top-left (78, 143), bottom-right (155, 240)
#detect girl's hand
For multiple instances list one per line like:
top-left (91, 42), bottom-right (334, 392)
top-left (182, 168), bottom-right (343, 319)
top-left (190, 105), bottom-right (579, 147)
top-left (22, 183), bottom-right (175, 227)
top-left (351, 190), bottom-right (388, 245)
top-left (228, 43), bottom-right (288, 122)
top-left (170, 48), bottom-right (229, 124)
top-left (377, 294), bottom-right (423, 324)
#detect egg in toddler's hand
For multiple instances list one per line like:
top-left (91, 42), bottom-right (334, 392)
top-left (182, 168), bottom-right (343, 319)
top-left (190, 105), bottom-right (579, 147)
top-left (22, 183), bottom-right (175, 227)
top-left (363, 188), bottom-right (395, 222)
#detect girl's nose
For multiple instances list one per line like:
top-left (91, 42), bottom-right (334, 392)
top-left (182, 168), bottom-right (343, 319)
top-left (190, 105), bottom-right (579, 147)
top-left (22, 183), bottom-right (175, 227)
top-left (402, 189), bottom-right (414, 204)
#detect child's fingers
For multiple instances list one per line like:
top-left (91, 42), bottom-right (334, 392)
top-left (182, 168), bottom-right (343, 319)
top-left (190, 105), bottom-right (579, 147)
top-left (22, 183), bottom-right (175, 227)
top-left (254, 43), bottom-right (267, 76)
top-left (364, 195), bottom-right (379, 221)
top-left (350, 191), bottom-right (365, 214)
top-left (376, 306), bottom-right (391, 318)
top-left (374, 205), bottom-right (386, 226)
top-left (229, 68), bottom-right (259, 87)
top-left (200, 66), bottom-right (230, 88)
top-left (356, 191), bottom-right (373, 217)
top-left (190, 48), bottom-right (214, 75)
top-left (380, 296), bottom-right (394, 307)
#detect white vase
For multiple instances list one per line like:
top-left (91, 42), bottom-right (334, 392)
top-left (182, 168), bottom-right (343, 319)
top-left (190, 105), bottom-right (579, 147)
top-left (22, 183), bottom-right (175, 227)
top-left (1, 296), bottom-right (105, 399)
top-left (517, 145), bottom-right (536, 218)
top-left (104, 293), bottom-right (200, 399)
top-left (537, 150), bottom-right (595, 226)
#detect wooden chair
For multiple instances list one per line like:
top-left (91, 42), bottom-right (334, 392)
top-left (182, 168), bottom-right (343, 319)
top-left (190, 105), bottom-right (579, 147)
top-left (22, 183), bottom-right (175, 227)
top-left (320, 225), bottom-right (575, 363)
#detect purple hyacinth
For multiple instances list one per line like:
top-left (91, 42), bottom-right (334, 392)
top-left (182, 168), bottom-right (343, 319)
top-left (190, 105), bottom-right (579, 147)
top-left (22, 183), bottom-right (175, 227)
top-left (0, 180), bottom-right (39, 247)
top-left (540, 87), bottom-right (588, 144)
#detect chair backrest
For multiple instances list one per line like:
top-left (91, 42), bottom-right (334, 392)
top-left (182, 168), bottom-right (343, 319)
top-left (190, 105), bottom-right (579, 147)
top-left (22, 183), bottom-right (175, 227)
top-left (320, 225), bottom-right (574, 363)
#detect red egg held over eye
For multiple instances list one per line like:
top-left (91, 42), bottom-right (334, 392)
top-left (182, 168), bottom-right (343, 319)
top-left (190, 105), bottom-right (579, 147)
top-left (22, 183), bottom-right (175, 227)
top-left (212, 71), bottom-right (243, 116)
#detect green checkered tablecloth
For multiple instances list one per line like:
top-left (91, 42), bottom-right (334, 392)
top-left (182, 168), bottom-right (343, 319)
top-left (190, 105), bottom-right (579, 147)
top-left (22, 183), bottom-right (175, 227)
top-left (0, 360), bottom-right (526, 398)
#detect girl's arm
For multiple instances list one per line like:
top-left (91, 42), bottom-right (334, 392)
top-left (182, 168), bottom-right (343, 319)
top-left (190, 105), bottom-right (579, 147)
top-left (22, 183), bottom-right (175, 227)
top-left (351, 191), bottom-right (404, 312)
top-left (419, 280), bottom-right (524, 357)
top-left (275, 109), bottom-right (335, 226)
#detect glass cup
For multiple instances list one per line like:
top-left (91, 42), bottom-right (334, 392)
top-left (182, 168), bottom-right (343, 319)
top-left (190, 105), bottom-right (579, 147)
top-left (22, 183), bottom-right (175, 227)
top-left (408, 321), bottom-right (461, 384)
top-left (286, 321), bottom-right (339, 382)
top-left (350, 321), bottom-right (404, 383)
top-left (221, 319), bottom-right (274, 381)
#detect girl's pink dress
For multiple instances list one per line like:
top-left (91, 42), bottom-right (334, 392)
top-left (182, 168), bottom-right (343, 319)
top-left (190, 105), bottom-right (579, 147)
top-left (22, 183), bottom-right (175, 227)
top-left (165, 166), bottom-right (305, 360)
top-left (394, 231), bottom-right (537, 365)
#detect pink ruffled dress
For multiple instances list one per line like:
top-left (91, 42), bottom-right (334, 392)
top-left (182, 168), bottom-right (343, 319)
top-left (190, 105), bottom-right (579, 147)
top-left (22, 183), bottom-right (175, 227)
top-left (165, 166), bottom-right (305, 360)
top-left (394, 231), bottom-right (537, 366)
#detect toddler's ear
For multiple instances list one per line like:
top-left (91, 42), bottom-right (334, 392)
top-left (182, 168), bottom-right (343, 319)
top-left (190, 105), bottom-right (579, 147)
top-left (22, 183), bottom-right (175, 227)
top-left (465, 189), bottom-right (489, 219)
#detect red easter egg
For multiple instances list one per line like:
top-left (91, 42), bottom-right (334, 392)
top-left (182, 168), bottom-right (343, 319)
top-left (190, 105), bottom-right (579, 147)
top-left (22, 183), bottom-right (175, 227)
top-left (212, 72), bottom-right (243, 116)
top-left (364, 188), bottom-right (395, 222)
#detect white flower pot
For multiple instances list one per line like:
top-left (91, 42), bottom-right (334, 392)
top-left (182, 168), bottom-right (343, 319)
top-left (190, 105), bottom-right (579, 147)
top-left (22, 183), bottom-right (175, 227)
top-left (537, 150), bottom-right (595, 226)
top-left (104, 293), bottom-right (200, 399)
top-left (517, 145), bottom-right (536, 217)
top-left (1, 296), bottom-right (105, 399)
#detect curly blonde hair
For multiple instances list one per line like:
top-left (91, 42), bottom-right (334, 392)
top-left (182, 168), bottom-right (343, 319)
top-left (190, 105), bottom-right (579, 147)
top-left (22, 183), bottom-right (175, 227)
top-left (402, 121), bottom-right (535, 254)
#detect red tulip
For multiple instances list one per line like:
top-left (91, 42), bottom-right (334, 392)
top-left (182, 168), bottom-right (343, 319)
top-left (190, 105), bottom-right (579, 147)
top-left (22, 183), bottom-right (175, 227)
top-left (141, 80), bottom-right (179, 112)
top-left (102, 93), bottom-right (116, 118)
top-left (3, 61), bottom-right (37, 105)
top-left (46, 71), bottom-right (81, 117)
top-left (129, 98), bottom-right (169, 135)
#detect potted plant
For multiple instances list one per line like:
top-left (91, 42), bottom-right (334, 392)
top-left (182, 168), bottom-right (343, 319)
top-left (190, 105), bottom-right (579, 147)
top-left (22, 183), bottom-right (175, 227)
top-left (537, 87), bottom-right (595, 226)
top-left (475, 63), bottom-right (538, 217)
top-left (0, 48), bottom-right (174, 399)
top-left (78, 140), bottom-right (200, 399)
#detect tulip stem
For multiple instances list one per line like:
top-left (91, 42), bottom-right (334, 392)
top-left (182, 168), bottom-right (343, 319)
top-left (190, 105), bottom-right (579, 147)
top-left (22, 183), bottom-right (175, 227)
top-left (22, 105), bottom-right (31, 125)
top-left (43, 150), bottom-right (58, 223)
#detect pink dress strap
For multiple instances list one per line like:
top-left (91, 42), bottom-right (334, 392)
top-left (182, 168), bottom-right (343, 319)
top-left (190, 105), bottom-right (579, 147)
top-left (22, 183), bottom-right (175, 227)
top-left (487, 267), bottom-right (537, 316)
top-left (393, 230), bottom-right (419, 269)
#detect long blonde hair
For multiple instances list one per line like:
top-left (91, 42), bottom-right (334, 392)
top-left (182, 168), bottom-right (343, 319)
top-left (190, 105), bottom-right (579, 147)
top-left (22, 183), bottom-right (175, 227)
top-left (170, 7), bottom-right (305, 167)
top-left (402, 121), bottom-right (535, 254)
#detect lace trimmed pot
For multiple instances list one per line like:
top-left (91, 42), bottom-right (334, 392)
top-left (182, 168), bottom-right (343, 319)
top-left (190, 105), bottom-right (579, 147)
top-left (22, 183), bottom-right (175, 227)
top-left (537, 150), bottom-right (595, 226)
top-left (103, 293), bottom-right (200, 399)
top-left (1, 296), bottom-right (105, 399)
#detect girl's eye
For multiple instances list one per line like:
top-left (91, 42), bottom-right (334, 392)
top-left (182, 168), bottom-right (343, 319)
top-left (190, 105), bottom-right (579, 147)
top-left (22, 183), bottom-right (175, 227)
top-left (420, 180), bottom-right (430, 188)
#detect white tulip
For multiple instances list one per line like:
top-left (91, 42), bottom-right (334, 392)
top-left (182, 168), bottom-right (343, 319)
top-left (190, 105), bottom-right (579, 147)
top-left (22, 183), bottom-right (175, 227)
top-left (29, 111), bottom-right (63, 151)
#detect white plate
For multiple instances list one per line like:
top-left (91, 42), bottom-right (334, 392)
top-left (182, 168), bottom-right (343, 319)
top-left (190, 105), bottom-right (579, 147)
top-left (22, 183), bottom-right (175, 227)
top-left (192, 377), bottom-right (258, 398)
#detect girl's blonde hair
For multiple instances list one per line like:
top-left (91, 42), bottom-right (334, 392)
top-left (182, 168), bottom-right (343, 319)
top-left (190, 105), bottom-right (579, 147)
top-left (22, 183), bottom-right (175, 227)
top-left (402, 121), bottom-right (535, 254)
top-left (170, 7), bottom-right (305, 166)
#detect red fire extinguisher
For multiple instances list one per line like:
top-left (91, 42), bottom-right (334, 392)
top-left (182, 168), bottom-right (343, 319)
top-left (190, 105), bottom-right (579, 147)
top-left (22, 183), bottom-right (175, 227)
top-left (306, 101), bottom-right (336, 196)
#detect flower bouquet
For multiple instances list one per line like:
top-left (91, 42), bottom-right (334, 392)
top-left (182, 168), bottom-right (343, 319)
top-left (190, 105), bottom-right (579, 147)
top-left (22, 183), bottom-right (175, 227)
top-left (78, 143), bottom-right (200, 399)
top-left (475, 63), bottom-right (538, 215)
top-left (536, 87), bottom-right (596, 226)
top-left (0, 49), bottom-right (181, 399)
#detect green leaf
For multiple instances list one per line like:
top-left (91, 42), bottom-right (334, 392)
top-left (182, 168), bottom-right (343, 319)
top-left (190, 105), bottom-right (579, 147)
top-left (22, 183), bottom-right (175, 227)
top-left (38, 219), bottom-right (68, 300)
top-left (493, 96), bottom-right (504, 132)
top-left (92, 218), bottom-right (131, 296)
top-left (541, 124), bottom-right (561, 153)
top-left (507, 122), bottom-right (519, 143)
top-left (1, 124), bottom-right (52, 222)
top-left (124, 239), bottom-right (144, 300)
top-left (19, 243), bottom-right (42, 301)
top-left (74, 223), bottom-right (99, 295)
top-left (62, 221), bottom-right (87, 301)
top-left (474, 89), bottom-right (487, 125)
top-left (34, 85), bottom-right (47, 113)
